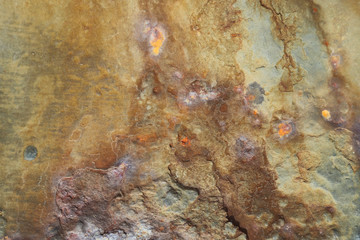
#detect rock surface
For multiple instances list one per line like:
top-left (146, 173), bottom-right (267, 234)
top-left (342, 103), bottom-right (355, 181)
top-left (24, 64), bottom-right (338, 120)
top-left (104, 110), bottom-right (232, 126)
top-left (0, 0), bottom-right (359, 239)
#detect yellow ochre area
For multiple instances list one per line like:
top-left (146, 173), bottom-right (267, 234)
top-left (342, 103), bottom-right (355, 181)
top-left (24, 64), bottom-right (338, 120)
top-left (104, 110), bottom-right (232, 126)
top-left (322, 109), bottom-right (331, 120)
top-left (150, 27), bottom-right (165, 56)
top-left (278, 123), bottom-right (292, 137)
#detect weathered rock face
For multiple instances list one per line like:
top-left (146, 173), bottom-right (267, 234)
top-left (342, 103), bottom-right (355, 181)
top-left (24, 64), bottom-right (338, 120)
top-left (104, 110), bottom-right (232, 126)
top-left (0, 0), bottom-right (360, 239)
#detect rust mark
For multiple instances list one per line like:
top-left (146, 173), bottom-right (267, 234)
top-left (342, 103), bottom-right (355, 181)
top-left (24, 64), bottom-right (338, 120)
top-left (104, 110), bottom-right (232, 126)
top-left (278, 122), bottom-right (293, 138)
top-left (135, 133), bottom-right (158, 144)
top-left (180, 137), bottom-right (191, 147)
top-left (146, 24), bottom-right (166, 56)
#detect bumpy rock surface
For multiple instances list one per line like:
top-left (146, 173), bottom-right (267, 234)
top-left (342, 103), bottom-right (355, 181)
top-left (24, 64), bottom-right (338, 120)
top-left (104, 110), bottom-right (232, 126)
top-left (0, 0), bottom-right (360, 239)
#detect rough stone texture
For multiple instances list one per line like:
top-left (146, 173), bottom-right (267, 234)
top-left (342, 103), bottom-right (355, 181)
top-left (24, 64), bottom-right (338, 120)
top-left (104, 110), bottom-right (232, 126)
top-left (0, 0), bottom-right (360, 239)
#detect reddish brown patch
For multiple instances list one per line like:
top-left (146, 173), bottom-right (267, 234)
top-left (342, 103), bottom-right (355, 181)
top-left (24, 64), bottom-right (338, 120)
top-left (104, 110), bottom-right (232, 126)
top-left (93, 142), bottom-right (117, 169)
top-left (135, 133), bottom-right (158, 144)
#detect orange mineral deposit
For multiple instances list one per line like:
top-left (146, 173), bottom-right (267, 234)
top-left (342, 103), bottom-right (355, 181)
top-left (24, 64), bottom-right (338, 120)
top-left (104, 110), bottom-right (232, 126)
top-left (330, 54), bottom-right (341, 69)
top-left (180, 137), bottom-right (191, 147)
top-left (278, 122), bottom-right (292, 137)
top-left (150, 27), bottom-right (165, 56)
top-left (247, 94), bottom-right (256, 101)
top-left (322, 109), bottom-right (331, 121)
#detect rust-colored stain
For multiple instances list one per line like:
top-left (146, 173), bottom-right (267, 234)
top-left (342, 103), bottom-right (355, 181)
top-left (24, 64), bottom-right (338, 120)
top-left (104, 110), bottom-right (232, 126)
top-left (0, 0), bottom-right (360, 239)
top-left (322, 109), bottom-right (331, 121)
top-left (180, 137), bottom-right (191, 147)
top-left (149, 26), bottom-right (166, 56)
top-left (278, 122), bottom-right (292, 137)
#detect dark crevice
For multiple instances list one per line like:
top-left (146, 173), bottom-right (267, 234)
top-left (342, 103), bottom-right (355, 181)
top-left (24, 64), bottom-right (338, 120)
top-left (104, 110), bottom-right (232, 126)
top-left (224, 207), bottom-right (249, 240)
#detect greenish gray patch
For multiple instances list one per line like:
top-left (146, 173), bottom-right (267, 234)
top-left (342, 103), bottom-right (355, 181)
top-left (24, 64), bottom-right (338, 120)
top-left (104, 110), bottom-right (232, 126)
top-left (24, 145), bottom-right (38, 161)
top-left (315, 156), bottom-right (360, 238)
top-left (156, 181), bottom-right (198, 214)
top-left (0, 216), bottom-right (6, 239)
top-left (163, 188), bottom-right (180, 207)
